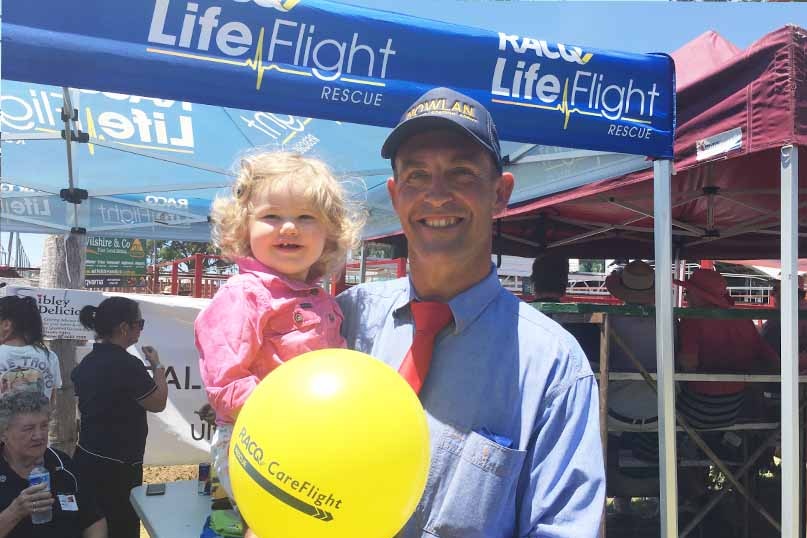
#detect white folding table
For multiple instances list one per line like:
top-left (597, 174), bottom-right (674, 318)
top-left (130, 480), bottom-right (211, 538)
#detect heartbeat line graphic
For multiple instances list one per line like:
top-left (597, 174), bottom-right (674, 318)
top-left (147, 27), bottom-right (386, 91)
top-left (283, 118), bottom-right (314, 145)
top-left (492, 78), bottom-right (652, 130)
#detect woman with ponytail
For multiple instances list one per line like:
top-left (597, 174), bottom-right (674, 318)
top-left (0, 295), bottom-right (61, 402)
top-left (71, 296), bottom-right (167, 538)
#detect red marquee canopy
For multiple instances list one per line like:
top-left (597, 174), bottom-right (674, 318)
top-left (494, 25), bottom-right (807, 260)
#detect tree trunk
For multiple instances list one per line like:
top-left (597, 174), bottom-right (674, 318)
top-left (39, 233), bottom-right (87, 455)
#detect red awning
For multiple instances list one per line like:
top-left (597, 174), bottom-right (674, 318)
top-left (495, 25), bottom-right (807, 261)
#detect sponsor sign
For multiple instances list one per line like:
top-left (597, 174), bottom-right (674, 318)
top-left (5, 287), bottom-right (102, 340)
top-left (86, 236), bottom-right (148, 276)
top-left (696, 127), bottom-right (743, 162)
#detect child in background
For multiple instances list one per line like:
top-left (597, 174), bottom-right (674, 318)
top-left (195, 151), bottom-right (362, 501)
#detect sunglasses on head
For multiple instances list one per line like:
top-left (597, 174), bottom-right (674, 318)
top-left (131, 319), bottom-right (145, 330)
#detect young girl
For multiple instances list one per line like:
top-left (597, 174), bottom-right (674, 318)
top-left (0, 295), bottom-right (61, 403)
top-left (195, 151), bottom-right (362, 500)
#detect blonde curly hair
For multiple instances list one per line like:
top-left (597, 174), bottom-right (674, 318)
top-left (212, 151), bottom-right (364, 281)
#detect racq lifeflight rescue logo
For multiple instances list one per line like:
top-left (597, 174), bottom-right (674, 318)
top-left (0, 88), bottom-right (196, 156)
top-left (147, 0), bottom-right (394, 108)
top-left (490, 32), bottom-right (662, 139)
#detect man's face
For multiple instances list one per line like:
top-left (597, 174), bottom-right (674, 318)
top-left (388, 129), bottom-right (513, 271)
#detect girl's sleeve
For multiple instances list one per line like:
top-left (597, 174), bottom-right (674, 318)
top-left (195, 281), bottom-right (268, 423)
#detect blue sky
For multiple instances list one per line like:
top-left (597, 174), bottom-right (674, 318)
top-left (7, 0), bottom-right (807, 267)
top-left (346, 0), bottom-right (807, 52)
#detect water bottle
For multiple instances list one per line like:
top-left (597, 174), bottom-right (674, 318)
top-left (27, 464), bottom-right (52, 524)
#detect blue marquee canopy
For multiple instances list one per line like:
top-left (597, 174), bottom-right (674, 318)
top-left (1, 0), bottom-right (674, 241)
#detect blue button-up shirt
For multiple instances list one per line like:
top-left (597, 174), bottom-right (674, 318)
top-left (337, 266), bottom-right (604, 538)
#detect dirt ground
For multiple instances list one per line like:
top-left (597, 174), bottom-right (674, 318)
top-left (139, 465), bottom-right (199, 538)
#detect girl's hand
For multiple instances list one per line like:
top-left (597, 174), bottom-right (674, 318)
top-left (12, 483), bottom-right (53, 518)
top-left (141, 346), bottom-right (161, 367)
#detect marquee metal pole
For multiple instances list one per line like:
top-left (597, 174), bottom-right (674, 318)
top-left (654, 159), bottom-right (678, 538)
top-left (781, 144), bottom-right (799, 538)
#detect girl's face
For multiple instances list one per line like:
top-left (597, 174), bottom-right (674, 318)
top-left (248, 187), bottom-right (328, 281)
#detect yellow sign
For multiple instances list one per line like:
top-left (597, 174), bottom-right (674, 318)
top-left (129, 239), bottom-right (146, 258)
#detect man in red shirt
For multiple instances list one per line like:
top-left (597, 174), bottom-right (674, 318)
top-left (675, 268), bottom-right (779, 428)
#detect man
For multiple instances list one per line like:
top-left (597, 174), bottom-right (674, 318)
top-left (602, 261), bottom-right (659, 514)
top-left (531, 254), bottom-right (600, 371)
top-left (675, 268), bottom-right (779, 429)
top-left (530, 253), bottom-right (569, 302)
top-left (337, 87), bottom-right (604, 538)
top-left (604, 260), bottom-right (658, 432)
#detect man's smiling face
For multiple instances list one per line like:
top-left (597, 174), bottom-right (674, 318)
top-left (388, 129), bottom-right (513, 273)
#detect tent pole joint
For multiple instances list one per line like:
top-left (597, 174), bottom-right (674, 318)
top-left (60, 107), bottom-right (78, 122)
top-left (60, 130), bottom-right (89, 143)
top-left (60, 188), bottom-right (89, 204)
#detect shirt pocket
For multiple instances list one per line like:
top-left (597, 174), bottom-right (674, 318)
top-left (324, 304), bottom-right (345, 344)
top-left (423, 425), bottom-right (526, 538)
top-left (264, 302), bottom-right (323, 360)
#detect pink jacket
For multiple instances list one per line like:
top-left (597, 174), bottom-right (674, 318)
top-left (195, 258), bottom-right (346, 423)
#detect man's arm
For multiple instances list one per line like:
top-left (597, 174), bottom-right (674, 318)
top-left (518, 374), bottom-right (605, 538)
top-left (82, 517), bottom-right (108, 538)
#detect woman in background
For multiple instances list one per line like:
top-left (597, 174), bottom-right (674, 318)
top-left (0, 296), bottom-right (61, 403)
top-left (0, 391), bottom-right (107, 538)
top-left (71, 297), bottom-right (167, 538)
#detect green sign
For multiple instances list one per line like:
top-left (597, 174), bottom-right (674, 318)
top-left (86, 237), bottom-right (147, 275)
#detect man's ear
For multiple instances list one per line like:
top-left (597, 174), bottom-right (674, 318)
top-left (386, 177), bottom-right (398, 211)
top-left (493, 172), bottom-right (515, 215)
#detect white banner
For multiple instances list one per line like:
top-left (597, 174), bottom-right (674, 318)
top-left (6, 287), bottom-right (102, 340)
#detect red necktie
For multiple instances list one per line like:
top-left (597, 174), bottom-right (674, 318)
top-left (398, 301), bottom-right (453, 394)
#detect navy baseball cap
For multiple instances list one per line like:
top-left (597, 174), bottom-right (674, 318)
top-left (381, 87), bottom-right (503, 172)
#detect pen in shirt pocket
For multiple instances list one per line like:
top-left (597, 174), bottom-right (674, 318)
top-left (474, 427), bottom-right (514, 449)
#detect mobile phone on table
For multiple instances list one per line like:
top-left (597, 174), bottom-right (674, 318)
top-left (146, 483), bottom-right (166, 496)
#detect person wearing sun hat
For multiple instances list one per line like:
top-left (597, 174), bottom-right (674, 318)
top-left (674, 268), bottom-right (780, 429)
top-left (603, 261), bottom-right (661, 515)
top-left (604, 261), bottom-right (658, 431)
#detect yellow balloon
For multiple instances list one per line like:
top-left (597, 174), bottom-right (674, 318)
top-left (229, 349), bottom-right (430, 538)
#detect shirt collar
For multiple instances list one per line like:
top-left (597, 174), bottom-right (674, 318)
top-left (237, 257), bottom-right (322, 292)
top-left (393, 264), bottom-right (502, 334)
top-left (93, 342), bottom-right (129, 354)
